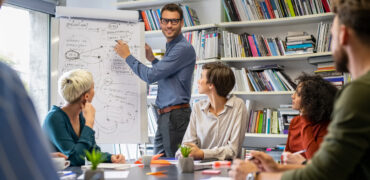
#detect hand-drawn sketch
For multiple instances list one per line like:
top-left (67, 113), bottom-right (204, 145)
top-left (58, 18), bottom-right (144, 143)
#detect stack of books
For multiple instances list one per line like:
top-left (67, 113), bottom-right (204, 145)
top-left (222, 0), bottom-right (332, 22)
top-left (285, 32), bottom-right (316, 55)
top-left (139, 5), bottom-right (200, 31)
top-left (183, 29), bottom-right (219, 60)
top-left (314, 62), bottom-right (352, 88)
top-left (231, 64), bottom-right (296, 92)
top-left (221, 31), bottom-right (286, 58)
top-left (278, 105), bottom-right (299, 134)
top-left (309, 55), bottom-right (351, 88)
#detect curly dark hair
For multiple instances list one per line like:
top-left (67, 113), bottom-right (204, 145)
top-left (296, 73), bottom-right (338, 124)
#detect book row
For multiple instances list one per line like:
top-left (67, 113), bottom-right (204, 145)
top-left (231, 64), bottom-right (297, 92)
top-left (222, 0), bottom-right (332, 21)
top-left (139, 5), bottom-right (200, 31)
top-left (247, 106), bottom-right (299, 134)
top-left (183, 29), bottom-right (219, 60)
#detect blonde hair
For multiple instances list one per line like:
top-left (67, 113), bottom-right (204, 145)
top-left (58, 69), bottom-right (93, 103)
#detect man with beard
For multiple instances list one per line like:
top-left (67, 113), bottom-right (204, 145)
top-left (115, 4), bottom-right (196, 157)
top-left (229, 0), bottom-right (370, 179)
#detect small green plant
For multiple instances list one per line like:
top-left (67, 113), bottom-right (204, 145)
top-left (85, 149), bottom-right (105, 170)
top-left (180, 145), bottom-right (192, 158)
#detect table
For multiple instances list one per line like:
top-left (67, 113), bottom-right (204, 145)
top-left (66, 164), bottom-right (231, 180)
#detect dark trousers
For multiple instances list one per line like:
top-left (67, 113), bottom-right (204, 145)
top-left (154, 107), bottom-right (191, 157)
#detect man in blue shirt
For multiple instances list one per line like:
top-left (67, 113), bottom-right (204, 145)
top-left (115, 3), bottom-right (196, 157)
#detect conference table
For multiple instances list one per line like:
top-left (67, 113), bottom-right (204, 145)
top-left (66, 163), bottom-right (231, 179)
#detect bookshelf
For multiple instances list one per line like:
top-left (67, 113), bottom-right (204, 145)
top-left (118, 0), bottom-right (334, 148)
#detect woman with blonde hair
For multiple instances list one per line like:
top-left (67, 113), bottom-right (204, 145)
top-left (43, 69), bottom-right (125, 166)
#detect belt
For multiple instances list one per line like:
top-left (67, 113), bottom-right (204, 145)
top-left (157, 103), bottom-right (190, 115)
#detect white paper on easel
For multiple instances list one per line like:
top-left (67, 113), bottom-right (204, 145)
top-left (56, 6), bottom-right (139, 22)
top-left (56, 7), bottom-right (147, 144)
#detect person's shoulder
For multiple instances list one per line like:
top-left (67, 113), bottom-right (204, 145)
top-left (193, 99), bottom-right (208, 110)
top-left (0, 62), bottom-right (24, 90)
top-left (177, 36), bottom-right (195, 51)
top-left (229, 96), bottom-right (245, 106)
top-left (290, 115), bottom-right (302, 125)
top-left (337, 74), bottom-right (370, 107)
top-left (0, 62), bottom-right (16, 73)
top-left (44, 106), bottom-right (64, 124)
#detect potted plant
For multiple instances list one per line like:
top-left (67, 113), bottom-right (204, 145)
top-left (177, 145), bottom-right (194, 173)
top-left (84, 149), bottom-right (105, 180)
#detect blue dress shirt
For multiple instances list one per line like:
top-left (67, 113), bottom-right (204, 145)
top-left (126, 34), bottom-right (196, 108)
top-left (0, 62), bottom-right (59, 180)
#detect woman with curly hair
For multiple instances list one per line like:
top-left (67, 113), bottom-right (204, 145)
top-left (283, 73), bottom-right (338, 165)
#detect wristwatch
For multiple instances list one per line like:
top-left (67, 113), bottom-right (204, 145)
top-left (246, 172), bottom-right (259, 180)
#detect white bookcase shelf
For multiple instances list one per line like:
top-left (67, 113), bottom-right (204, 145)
top-left (218, 13), bottom-right (334, 28)
top-left (233, 91), bottom-right (294, 95)
top-left (117, 0), bottom-right (183, 9)
top-left (189, 91), bottom-right (294, 98)
top-left (245, 133), bottom-right (288, 138)
top-left (145, 24), bottom-right (217, 37)
top-left (196, 58), bottom-right (220, 64)
top-left (221, 52), bottom-right (332, 62)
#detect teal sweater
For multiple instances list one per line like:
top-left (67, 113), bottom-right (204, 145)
top-left (42, 106), bottom-right (112, 166)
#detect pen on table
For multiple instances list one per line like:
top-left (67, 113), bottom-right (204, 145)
top-left (293, 149), bottom-right (307, 155)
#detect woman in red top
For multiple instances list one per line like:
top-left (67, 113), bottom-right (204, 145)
top-left (283, 74), bottom-right (338, 165)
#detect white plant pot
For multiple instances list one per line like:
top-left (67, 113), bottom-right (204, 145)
top-left (177, 157), bottom-right (194, 173)
top-left (84, 169), bottom-right (104, 180)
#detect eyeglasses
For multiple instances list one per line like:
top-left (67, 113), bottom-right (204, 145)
top-left (160, 18), bottom-right (181, 25)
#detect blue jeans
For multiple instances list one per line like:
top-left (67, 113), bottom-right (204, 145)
top-left (154, 107), bottom-right (191, 157)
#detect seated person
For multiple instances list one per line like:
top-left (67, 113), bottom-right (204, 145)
top-left (283, 74), bottom-right (337, 164)
top-left (178, 62), bottom-right (248, 160)
top-left (43, 69), bottom-right (125, 166)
